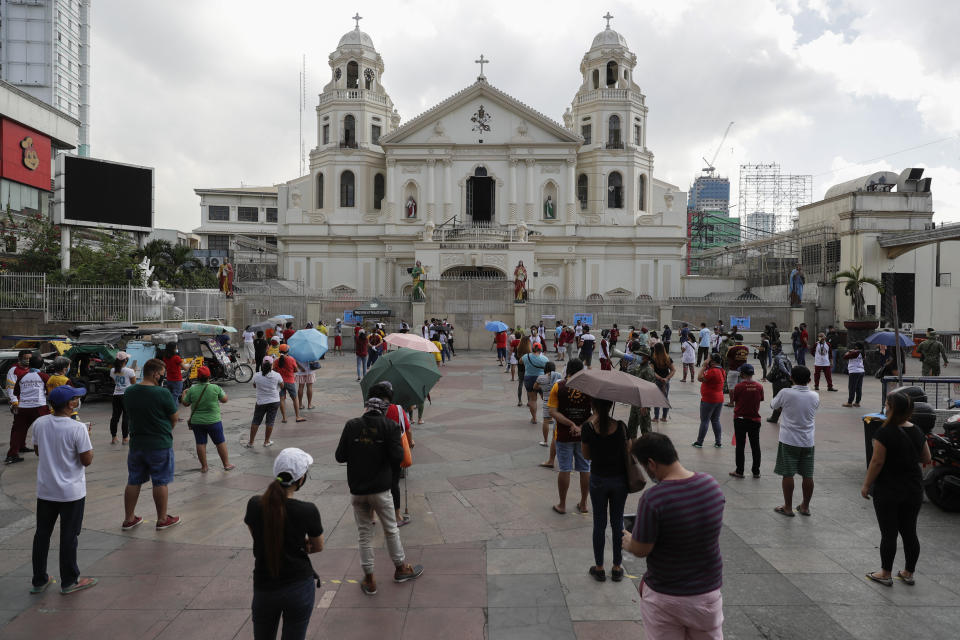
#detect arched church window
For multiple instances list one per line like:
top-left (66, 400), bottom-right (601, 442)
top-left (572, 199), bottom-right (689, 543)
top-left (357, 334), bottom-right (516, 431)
top-left (316, 173), bottom-right (324, 209)
top-left (607, 172), bottom-right (623, 209)
top-left (591, 69), bottom-right (599, 90)
top-left (638, 174), bottom-right (646, 211)
top-left (606, 61), bottom-right (618, 86)
top-left (346, 61), bottom-right (359, 88)
top-left (474, 166), bottom-right (488, 177)
top-left (577, 174), bottom-right (588, 210)
top-left (340, 170), bottom-right (355, 207)
top-left (608, 114), bottom-right (621, 147)
top-left (343, 114), bottom-right (356, 147)
top-left (374, 173), bottom-right (385, 210)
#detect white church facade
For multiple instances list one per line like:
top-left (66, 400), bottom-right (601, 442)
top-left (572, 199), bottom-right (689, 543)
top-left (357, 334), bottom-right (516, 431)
top-left (238, 16), bottom-right (689, 302)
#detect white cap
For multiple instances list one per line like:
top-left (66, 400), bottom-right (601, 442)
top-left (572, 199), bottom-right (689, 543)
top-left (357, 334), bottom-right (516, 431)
top-left (273, 447), bottom-right (314, 484)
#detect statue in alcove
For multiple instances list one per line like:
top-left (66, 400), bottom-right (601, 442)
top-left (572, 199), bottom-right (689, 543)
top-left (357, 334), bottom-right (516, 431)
top-left (405, 196), bottom-right (418, 218)
top-left (544, 195), bottom-right (555, 219)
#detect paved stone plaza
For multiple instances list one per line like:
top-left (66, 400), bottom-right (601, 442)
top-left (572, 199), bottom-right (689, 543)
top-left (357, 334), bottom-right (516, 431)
top-left (0, 350), bottom-right (957, 639)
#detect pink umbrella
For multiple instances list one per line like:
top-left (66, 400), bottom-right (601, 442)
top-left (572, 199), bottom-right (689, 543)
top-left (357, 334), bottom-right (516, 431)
top-left (384, 333), bottom-right (440, 353)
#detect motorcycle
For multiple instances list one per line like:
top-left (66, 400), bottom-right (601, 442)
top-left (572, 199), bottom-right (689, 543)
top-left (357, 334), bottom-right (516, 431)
top-left (923, 413), bottom-right (960, 511)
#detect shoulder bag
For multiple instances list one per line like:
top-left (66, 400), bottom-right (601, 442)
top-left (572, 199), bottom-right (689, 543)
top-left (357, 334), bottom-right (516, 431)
top-left (187, 383), bottom-right (210, 429)
top-left (622, 421), bottom-right (647, 493)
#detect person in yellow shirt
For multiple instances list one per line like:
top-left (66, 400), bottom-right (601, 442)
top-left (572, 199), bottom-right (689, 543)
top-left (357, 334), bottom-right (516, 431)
top-left (46, 357), bottom-right (81, 420)
top-left (266, 336), bottom-right (281, 359)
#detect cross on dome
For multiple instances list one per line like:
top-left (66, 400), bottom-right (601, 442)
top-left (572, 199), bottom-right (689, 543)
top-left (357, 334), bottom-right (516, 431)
top-left (603, 11), bottom-right (614, 29)
top-left (475, 54), bottom-right (489, 80)
top-left (352, 12), bottom-right (362, 29)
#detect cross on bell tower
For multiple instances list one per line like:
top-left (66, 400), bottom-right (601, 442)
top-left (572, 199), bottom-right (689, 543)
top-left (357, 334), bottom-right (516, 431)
top-left (602, 11), bottom-right (614, 29)
top-left (475, 54), bottom-right (489, 81)
top-left (352, 12), bottom-right (362, 29)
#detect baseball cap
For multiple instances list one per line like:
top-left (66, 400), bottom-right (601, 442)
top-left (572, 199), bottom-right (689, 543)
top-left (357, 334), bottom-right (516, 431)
top-left (739, 363), bottom-right (755, 376)
top-left (196, 365), bottom-right (211, 378)
top-left (262, 355), bottom-right (275, 365)
top-left (115, 351), bottom-right (130, 361)
top-left (48, 384), bottom-right (86, 408)
top-left (279, 344), bottom-right (289, 352)
top-left (273, 447), bottom-right (314, 485)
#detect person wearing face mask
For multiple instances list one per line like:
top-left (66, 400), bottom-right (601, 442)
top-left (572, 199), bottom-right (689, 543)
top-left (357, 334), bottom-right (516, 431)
top-left (813, 333), bottom-right (837, 392)
top-left (7, 353), bottom-right (49, 464)
top-left (622, 433), bottom-right (725, 640)
top-left (244, 448), bottom-right (323, 639)
top-left (5, 349), bottom-right (33, 405)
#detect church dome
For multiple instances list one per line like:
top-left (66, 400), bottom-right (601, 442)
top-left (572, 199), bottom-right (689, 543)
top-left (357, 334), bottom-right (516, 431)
top-left (338, 28), bottom-right (375, 49)
top-left (591, 27), bottom-right (628, 49)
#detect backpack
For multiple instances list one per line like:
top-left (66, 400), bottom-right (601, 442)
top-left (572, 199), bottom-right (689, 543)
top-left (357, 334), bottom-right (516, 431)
top-left (767, 355), bottom-right (792, 383)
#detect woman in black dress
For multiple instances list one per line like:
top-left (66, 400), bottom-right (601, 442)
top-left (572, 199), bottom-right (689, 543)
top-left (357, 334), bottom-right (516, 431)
top-left (861, 391), bottom-right (931, 586)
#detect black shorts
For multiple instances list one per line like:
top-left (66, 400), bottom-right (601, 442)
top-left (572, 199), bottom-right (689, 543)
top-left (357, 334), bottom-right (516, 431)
top-left (252, 402), bottom-right (280, 427)
top-left (523, 376), bottom-right (538, 392)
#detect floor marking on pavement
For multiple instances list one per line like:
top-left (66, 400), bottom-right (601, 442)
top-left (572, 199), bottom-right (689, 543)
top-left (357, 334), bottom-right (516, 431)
top-left (346, 579), bottom-right (358, 583)
top-left (453, 491), bottom-right (473, 508)
top-left (626, 574), bottom-right (639, 579)
top-left (317, 591), bottom-right (336, 608)
top-left (330, 579), bottom-right (342, 584)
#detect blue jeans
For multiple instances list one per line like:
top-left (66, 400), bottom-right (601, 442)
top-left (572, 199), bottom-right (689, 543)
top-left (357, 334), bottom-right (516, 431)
top-left (697, 402), bottom-right (723, 445)
top-left (356, 354), bottom-right (368, 379)
top-left (796, 347), bottom-right (807, 366)
top-left (251, 576), bottom-right (315, 640)
top-left (654, 381), bottom-right (671, 420)
top-left (589, 474), bottom-right (628, 567)
top-left (163, 380), bottom-right (183, 402)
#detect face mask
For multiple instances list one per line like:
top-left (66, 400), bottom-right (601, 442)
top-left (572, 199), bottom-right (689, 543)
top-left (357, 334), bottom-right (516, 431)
top-left (645, 463), bottom-right (660, 485)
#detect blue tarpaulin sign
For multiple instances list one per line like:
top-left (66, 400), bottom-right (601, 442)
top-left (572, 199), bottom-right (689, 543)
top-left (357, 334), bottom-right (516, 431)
top-left (730, 316), bottom-right (751, 331)
top-left (573, 313), bottom-right (594, 326)
top-left (343, 311), bottom-right (359, 324)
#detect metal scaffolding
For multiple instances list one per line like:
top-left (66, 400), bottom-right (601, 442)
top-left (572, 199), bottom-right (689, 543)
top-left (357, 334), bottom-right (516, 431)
top-left (691, 224), bottom-right (840, 289)
top-left (738, 163), bottom-right (813, 239)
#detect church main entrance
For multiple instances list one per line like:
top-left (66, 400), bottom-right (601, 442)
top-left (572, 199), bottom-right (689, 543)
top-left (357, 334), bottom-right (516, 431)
top-left (466, 167), bottom-right (494, 225)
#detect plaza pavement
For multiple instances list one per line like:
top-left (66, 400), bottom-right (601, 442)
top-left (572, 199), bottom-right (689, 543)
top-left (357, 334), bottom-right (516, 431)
top-left (0, 349), bottom-right (958, 639)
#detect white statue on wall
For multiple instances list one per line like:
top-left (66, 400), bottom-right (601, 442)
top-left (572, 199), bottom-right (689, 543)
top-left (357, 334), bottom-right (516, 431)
top-left (664, 188), bottom-right (675, 212)
top-left (138, 257), bottom-right (154, 288)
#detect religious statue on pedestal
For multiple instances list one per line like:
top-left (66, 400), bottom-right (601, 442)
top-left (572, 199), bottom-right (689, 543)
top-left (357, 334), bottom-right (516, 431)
top-left (411, 260), bottom-right (426, 301)
top-left (218, 261), bottom-right (235, 298)
top-left (514, 260), bottom-right (528, 303)
top-left (543, 195), bottom-right (555, 220)
top-left (788, 264), bottom-right (804, 307)
top-left (138, 256), bottom-right (155, 288)
top-left (405, 196), bottom-right (418, 218)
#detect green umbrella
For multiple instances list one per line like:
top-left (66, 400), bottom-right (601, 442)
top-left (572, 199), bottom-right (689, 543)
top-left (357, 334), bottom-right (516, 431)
top-left (360, 348), bottom-right (441, 407)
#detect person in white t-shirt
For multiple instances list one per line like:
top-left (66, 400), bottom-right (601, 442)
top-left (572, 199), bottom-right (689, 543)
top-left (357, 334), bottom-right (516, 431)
top-left (109, 351), bottom-right (137, 445)
top-left (246, 358), bottom-right (284, 448)
top-left (30, 384), bottom-right (97, 595)
top-left (771, 365), bottom-right (820, 517)
top-left (680, 336), bottom-right (697, 382)
top-left (241, 326), bottom-right (256, 364)
top-left (7, 354), bottom-right (49, 464)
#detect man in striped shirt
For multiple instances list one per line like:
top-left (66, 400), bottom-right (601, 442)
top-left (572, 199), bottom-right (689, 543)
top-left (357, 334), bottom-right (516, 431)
top-left (623, 433), bottom-right (725, 639)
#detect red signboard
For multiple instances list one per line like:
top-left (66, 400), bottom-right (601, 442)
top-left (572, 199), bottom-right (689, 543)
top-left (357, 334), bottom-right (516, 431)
top-left (0, 119), bottom-right (52, 191)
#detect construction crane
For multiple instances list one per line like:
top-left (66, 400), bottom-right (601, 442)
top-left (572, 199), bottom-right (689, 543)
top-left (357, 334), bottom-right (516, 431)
top-left (701, 121), bottom-right (735, 176)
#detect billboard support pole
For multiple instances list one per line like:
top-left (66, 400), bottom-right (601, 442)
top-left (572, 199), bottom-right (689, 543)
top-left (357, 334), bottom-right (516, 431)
top-left (60, 225), bottom-right (71, 270)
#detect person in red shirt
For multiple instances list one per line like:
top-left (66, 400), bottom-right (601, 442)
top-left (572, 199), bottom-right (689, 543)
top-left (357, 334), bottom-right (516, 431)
top-left (495, 331), bottom-right (508, 366)
top-left (508, 332), bottom-right (521, 380)
top-left (282, 322), bottom-right (296, 343)
top-left (730, 364), bottom-right (764, 478)
top-left (355, 329), bottom-right (369, 381)
top-left (694, 353), bottom-right (726, 448)
top-left (161, 343), bottom-right (190, 402)
top-left (275, 345), bottom-right (305, 423)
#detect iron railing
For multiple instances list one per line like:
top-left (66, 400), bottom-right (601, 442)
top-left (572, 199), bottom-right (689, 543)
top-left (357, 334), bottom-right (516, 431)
top-left (0, 273), bottom-right (46, 310)
top-left (46, 286), bottom-right (225, 324)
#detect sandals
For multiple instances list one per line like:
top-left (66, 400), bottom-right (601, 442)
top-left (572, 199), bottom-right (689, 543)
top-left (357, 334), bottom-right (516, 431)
top-left (61, 577), bottom-right (98, 595)
top-left (866, 572), bottom-right (893, 587)
top-left (223, 464), bottom-right (236, 471)
top-left (589, 566), bottom-right (606, 582)
top-left (896, 571), bottom-right (915, 585)
top-left (774, 506), bottom-right (795, 517)
top-left (552, 505), bottom-right (566, 515)
top-left (31, 576), bottom-right (53, 593)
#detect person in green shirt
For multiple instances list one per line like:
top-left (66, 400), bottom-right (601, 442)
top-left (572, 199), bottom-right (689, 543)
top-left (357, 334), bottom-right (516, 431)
top-left (121, 358), bottom-right (181, 531)
top-left (181, 366), bottom-right (234, 473)
top-left (917, 329), bottom-right (949, 376)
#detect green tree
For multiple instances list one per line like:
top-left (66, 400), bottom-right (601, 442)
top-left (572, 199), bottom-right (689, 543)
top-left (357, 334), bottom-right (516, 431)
top-left (0, 209), bottom-right (62, 274)
top-left (63, 231), bottom-right (140, 286)
top-left (133, 239), bottom-right (215, 288)
top-left (834, 266), bottom-right (884, 319)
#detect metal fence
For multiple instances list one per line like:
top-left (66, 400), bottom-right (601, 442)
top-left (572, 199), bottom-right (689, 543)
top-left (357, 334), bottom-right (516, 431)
top-left (46, 286), bottom-right (225, 323)
top-left (880, 375), bottom-right (960, 428)
top-left (0, 273), bottom-right (46, 310)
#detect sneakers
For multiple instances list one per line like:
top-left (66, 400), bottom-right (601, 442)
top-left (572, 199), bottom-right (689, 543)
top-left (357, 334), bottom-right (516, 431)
top-left (156, 515), bottom-right (181, 530)
top-left (263, 440), bottom-right (275, 447)
top-left (393, 563), bottom-right (424, 583)
top-left (691, 442), bottom-right (703, 448)
top-left (360, 574), bottom-right (377, 595)
top-left (4, 455), bottom-right (24, 464)
top-left (121, 516), bottom-right (143, 531)
top-left (827, 387), bottom-right (838, 392)
top-left (714, 443), bottom-right (723, 448)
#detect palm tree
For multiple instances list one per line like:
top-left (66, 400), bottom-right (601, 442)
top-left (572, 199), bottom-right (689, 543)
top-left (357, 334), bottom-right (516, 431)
top-left (834, 266), bottom-right (884, 319)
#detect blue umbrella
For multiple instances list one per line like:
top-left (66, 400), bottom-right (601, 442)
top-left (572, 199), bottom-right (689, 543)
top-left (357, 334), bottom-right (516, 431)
top-left (286, 329), bottom-right (328, 363)
top-left (865, 331), bottom-right (914, 347)
top-left (485, 320), bottom-right (509, 332)
top-left (270, 314), bottom-right (295, 321)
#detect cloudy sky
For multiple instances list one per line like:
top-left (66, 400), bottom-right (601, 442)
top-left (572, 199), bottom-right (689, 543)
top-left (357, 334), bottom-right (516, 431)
top-left (91, 0), bottom-right (960, 232)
